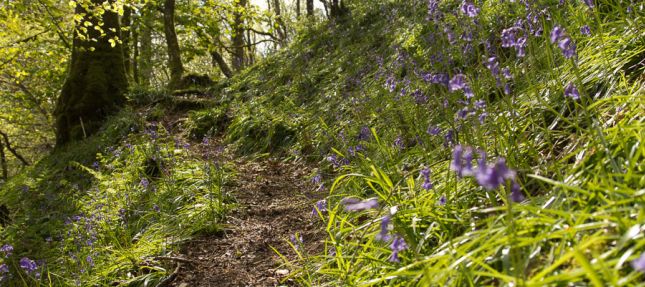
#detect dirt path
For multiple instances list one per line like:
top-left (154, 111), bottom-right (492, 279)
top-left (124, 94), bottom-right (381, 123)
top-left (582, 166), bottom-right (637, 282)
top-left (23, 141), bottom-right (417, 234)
top-left (168, 146), bottom-right (324, 286)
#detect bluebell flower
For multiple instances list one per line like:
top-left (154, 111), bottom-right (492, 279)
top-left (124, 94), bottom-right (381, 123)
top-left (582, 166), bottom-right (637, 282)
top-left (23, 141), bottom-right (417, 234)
top-left (0, 244), bottom-right (13, 257)
top-left (427, 126), bottom-right (441, 136)
top-left (460, 1), bottom-right (480, 17)
top-left (449, 74), bottom-right (468, 92)
top-left (475, 156), bottom-right (516, 191)
top-left (510, 182), bottom-right (525, 202)
top-left (312, 199), bottom-right (327, 216)
top-left (580, 25), bottom-right (591, 36)
top-left (140, 178), bottom-right (150, 189)
top-left (19, 257), bottom-right (38, 273)
top-left (502, 67), bottom-right (512, 79)
top-left (342, 198), bottom-right (378, 211)
top-left (389, 235), bottom-right (408, 262)
top-left (358, 126), bottom-right (371, 141)
top-left (438, 195), bottom-right (447, 205)
top-left (564, 82), bottom-right (580, 100)
top-left (376, 215), bottom-right (391, 241)
top-left (632, 252), bottom-right (645, 272)
top-left (583, 0), bottom-right (594, 8)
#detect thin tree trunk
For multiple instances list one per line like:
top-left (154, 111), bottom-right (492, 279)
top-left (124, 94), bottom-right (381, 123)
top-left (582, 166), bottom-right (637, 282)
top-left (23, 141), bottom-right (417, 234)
top-left (211, 50), bottom-right (233, 78)
top-left (0, 141), bottom-right (7, 180)
top-left (54, 0), bottom-right (127, 146)
top-left (163, 0), bottom-right (184, 89)
top-left (307, 0), bottom-right (313, 16)
top-left (122, 5), bottom-right (133, 79)
top-left (139, 6), bottom-right (153, 87)
top-left (232, 0), bottom-right (248, 71)
top-left (132, 21), bottom-right (140, 84)
top-left (296, 0), bottom-right (300, 18)
top-left (273, 0), bottom-right (286, 42)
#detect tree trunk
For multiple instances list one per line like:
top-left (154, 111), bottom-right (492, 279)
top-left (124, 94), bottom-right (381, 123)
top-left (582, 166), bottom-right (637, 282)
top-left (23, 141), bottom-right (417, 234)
top-left (296, 0), bottom-right (300, 18)
top-left (211, 50), bottom-right (233, 78)
top-left (307, 0), bottom-right (313, 16)
top-left (0, 141), bottom-right (6, 180)
top-left (139, 6), bottom-right (153, 87)
top-left (132, 21), bottom-right (140, 84)
top-left (273, 0), bottom-right (286, 42)
top-left (53, 0), bottom-right (128, 146)
top-left (163, 0), bottom-right (184, 90)
top-left (122, 5), bottom-right (133, 80)
top-left (232, 0), bottom-right (248, 71)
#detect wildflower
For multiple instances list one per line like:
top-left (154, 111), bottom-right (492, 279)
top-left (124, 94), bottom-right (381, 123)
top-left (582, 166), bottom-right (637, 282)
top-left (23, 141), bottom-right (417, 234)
top-left (564, 82), bottom-right (580, 100)
top-left (431, 73), bottom-right (449, 86)
top-left (140, 178), bottom-right (150, 189)
top-left (19, 257), bottom-right (38, 273)
top-left (0, 244), bottom-right (13, 257)
top-left (358, 126), bottom-right (371, 141)
top-left (550, 26), bottom-right (565, 43)
top-left (342, 197), bottom-right (378, 211)
top-left (290, 233), bottom-right (304, 249)
top-left (474, 100), bottom-right (486, 110)
top-left (438, 195), bottom-right (447, 205)
top-left (632, 252), bottom-right (645, 272)
top-left (510, 182), bottom-right (525, 202)
top-left (450, 145), bottom-right (475, 177)
top-left (153, 204), bottom-right (160, 212)
top-left (420, 168), bottom-right (433, 190)
top-left (376, 215), bottom-right (391, 241)
top-left (427, 126), bottom-right (441, 136)
top-left (478, 112), bottom-right (488, 124)
top-left (580, 25), bottom-right (591, 36)
top-left (389, 235), bottom-right (408, 262)
top-left (86, 255), bottom-right (94, 267)
top-left (394, 136), bottom-right (405, 150)
top-left (475, 156), bottom-right (516, 191)
top-left (502, 67), bottom-right (512, 79)
top-left (0, 263), bottom-right (7, 273)
top-left (551, 26), bottom-right (577, 59)
top-left (312, 199), bottom-right (327, 216)
top-left (504, 83), bottom-right (512, 95)
top-left (92, 161), bottom-right (99, 170)
top-left (449, 74), bottom-right (468, 92)
top-left (312, 174), bottom-right (322, 185)
top-left (583, 0), bottom-right (594, 8)
top-left (485, 57), bottom-right (500, 76)
top-left (557, 37), bottom-right (577, 58)
top-left (460, 1), bottom-right (480, 17)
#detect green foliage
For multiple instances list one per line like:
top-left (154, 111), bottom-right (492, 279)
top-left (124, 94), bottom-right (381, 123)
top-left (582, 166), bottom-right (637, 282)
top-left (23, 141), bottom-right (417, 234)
top-left (0, 110), bottom-right (231, 285)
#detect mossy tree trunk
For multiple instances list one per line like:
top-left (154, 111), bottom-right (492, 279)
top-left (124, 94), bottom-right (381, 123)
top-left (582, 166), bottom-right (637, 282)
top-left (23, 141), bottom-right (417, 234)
top-left (232, 0), bottom-right (248, 71)
top-left (139, 5), bottom-right (154, 87)
top-left (54, 0), bottom-right (128, 147)
top-left (163, 0), bottom-right (184, 90)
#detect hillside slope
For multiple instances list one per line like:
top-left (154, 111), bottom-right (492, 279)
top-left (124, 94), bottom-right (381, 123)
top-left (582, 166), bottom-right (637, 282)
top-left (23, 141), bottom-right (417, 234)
top-left (0, 0), bottom-right (644, 286)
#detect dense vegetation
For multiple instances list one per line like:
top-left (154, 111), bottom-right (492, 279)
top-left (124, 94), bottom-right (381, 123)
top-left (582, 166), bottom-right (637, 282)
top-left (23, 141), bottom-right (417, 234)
top-left (0, 0), bottom-right (644, 286)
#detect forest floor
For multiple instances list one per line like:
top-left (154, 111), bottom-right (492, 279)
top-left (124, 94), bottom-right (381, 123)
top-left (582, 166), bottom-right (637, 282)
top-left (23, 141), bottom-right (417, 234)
top-left (166, 134), bottom-right (325, 286)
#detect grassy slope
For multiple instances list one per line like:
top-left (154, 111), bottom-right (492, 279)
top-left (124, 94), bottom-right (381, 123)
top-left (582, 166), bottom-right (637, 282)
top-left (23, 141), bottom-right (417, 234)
top-left (214, 0), bottom-right (645, 285)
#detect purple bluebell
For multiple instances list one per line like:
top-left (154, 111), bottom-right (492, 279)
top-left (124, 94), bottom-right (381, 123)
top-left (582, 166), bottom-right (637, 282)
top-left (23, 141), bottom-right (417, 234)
top-left (358, 126), bottom-right (371, 141)
top-left (550, 26), bottom-right (565, 43)
top-left (632, 252), bottom-right (645, 272)
top-left (504, 83), bottom-right (512, 95)
top-left (86, 255), bottom-right (94, 267)
top-left (92, 161), bottom-right (100, 170)
top-left (485, 57), bottom-right (500, 76)
top-left (420, 167), bottom-right (433, 190)
top-left (475, 156), bottom-right (517, 191)
top-left (438, 195), bottom-right (447, 205)
top-left (312, 199), bottom-right (328, 216)
top-left (502, 67), bottom-right (512, 79)
top-left (510, 182), bottom-right (525, 202)
top-left (0, 263), bottom-right (7, 273)
top-left (153, 204), bottom-right (160, 212)
top-left (449, 74), bottom-right (468, 92)
top-left (557, 37), bottom-right (577, 58)
top-left (140, 178), bottom-right (149, 189)
top-left (474, 100), bottom-right (486, 109)
top-left (444, 129), bottom-right (454, 147)
top-left (432, 73), bottom-right (449, 86)
top-left (460, 1), bottom-right (480, 17)
top-left (564, 82), bottom-right (580, 100)
top-left (478, 112), bottom-right (488, 124)
top-left (457, 108), bottom-right (470, 120)
top-left (389, 235), bottom-right (408, 262)
top-left (0, 244), bottom-right (13, 257)
top-left (427, 126), bottom-right (441, 136)
top-left (376, 215), bottom-right (391, 241)
top-left (580, 25), bottom-right (591, 36)
top-left (583, 0), bottom-right (594, 8)
top-left (394, 136), bottom-right (404, 150)
top-left (342, 198), bottom-right (378, 211)
top-left (386, 76), bottom-right (397, 92)
top-left (19, 257), bottom-right (38, 273)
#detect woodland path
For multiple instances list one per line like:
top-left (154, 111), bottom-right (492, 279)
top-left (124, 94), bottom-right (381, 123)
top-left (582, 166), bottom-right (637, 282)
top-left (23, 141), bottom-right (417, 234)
top-left (167, 137), bottom-right (324, 287)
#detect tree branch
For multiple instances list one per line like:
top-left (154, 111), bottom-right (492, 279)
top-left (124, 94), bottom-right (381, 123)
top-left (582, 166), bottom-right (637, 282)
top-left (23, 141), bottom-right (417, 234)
top-left (0, 130), bottom-right (30, 166)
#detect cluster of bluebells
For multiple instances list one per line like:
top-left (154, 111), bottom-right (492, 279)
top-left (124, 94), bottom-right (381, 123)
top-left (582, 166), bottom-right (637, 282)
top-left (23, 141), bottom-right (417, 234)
top-left (450, 145), bottom-right (525, 202)
top-left (550, 26), bottom-right (577, 59)
top-left (420, 167), bottom-right (433, 190)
